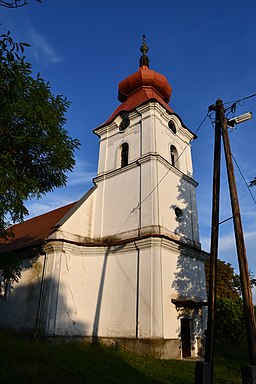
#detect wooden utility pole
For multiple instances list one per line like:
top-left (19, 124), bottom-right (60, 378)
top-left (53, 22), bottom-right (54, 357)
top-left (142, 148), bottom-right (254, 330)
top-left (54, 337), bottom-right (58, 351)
top-left (220, 100), bottom-right (256, 367)
top-left (195, 99), bottom-right (222, 384)
top-left (195, 98), bottom-right (256, 384)
top-left (204, 99), bottom-right (222, 375)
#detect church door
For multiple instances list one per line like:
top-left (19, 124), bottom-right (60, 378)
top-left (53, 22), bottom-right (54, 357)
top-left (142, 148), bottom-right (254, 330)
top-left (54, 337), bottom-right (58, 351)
top-left (181, 318), bottom-right (192, 358)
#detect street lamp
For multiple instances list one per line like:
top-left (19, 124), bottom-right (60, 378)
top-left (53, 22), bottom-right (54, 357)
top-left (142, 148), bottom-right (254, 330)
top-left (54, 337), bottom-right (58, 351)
top-left (227, 112), bottom-right (252, 127)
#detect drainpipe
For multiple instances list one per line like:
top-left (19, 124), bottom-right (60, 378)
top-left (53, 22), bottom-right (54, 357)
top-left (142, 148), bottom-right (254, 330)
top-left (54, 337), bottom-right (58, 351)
top-left (34, 250), bottom-right (48, 339)
top-left (137, 111), bottom-right (143, 238)
top-left (134, 111), bottom-right (143, 339)
top-left (134, 240), bottom-right (140, 339)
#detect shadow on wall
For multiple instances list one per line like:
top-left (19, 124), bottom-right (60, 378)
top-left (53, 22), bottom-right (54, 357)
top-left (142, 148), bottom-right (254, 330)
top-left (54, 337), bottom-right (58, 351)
top-left (92, 244), bottom-right (125, 341)
top-left (170, 176), bottom-right (207, 358)
top-left (171, 175), bottom-right (198, 241)
top-left (0, 260), bottom-right (89, 336)
top-left (171, 175), bottom-right (206, 300)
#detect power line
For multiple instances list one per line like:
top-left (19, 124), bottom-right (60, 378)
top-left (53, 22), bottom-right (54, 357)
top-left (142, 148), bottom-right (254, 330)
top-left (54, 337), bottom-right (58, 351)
top-left (224, 92), bottom-right (256, 108)
top-left (232, 154), bottom-right (256, 207)
top-left (117, 94), bottom-right (256, 234)
top-left (117, 110), bottom-right (210, 233)
top-left (134, 111), bottom-right (210, 211)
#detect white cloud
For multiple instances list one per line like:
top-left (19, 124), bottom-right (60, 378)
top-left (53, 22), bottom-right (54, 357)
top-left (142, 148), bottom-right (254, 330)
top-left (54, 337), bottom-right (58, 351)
top-left (28, 23), bottom-right (63, 64)
top-left (219, 232), bottom-right (236, 252)
top-left (26, 200), bottom-right (68, 217)
top-left (66, 159), bottom-right (96, 187)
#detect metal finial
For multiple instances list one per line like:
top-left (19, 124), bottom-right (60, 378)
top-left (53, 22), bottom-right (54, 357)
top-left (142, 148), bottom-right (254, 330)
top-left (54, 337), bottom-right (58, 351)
top-left (139, 34), bottom-right (149, 67)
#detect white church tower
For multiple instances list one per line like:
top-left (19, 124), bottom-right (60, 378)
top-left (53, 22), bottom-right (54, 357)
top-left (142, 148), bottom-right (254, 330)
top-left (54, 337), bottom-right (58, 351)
top-left (93, 37), bottom-right (200, 247)
top-left (0, 37), bottom-right (208, 359)
top-left (82, 37), bottom-right (208, 357)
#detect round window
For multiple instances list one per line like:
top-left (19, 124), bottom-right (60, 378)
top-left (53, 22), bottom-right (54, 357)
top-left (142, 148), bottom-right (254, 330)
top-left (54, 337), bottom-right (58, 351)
top-left (119, 118), bottom-right (130, 131)
top-left (168, 120), bottom-right (176, 134)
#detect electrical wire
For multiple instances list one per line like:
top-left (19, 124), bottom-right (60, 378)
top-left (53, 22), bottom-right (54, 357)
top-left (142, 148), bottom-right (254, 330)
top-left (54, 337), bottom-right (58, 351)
top-left (117, 93), bottom-right (256, 234)
top-left (116, 110), bottom-right (210, 233)
top-left (135, 111), bottom-right (210, 210)
top-left (224, 92), bottom-right (256, 109)
top-left (232, 154), bottom-right (256, 207)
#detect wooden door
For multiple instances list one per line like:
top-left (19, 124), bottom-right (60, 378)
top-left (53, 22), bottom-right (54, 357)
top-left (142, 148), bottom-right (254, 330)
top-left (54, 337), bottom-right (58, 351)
top-left (181, 318), bottom-right (191, 358)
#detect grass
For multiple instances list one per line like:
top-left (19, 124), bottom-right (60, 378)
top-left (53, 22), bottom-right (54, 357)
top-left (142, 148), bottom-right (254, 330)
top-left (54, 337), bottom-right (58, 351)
top-left (0, 330), bottom-right (249, 383)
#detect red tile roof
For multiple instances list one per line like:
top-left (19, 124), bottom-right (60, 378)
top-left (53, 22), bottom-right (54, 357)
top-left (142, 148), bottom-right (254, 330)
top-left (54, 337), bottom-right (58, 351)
top-left (0, 202), bottom-right (76, 254)
top-left (95, 88), bottom-right (174, 131)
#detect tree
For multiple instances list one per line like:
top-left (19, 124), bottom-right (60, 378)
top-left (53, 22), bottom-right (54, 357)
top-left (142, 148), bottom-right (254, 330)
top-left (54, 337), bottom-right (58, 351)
top-left (249, 178), bottom-right (256, 188)
top-left (0, 0), bottom-right (41, 8)
top-left (205, 258), bottom-right (256, 344)
top-left (0, 252), bottom-right (21, 298)
top-left (215, 297), bottom-right (246, 344)
top-left (0, 32), bottom-right (80, 238)
top-left (205, 258), bottom-right (240, 299)
top-left (205, 258), bottom-right (256, 299)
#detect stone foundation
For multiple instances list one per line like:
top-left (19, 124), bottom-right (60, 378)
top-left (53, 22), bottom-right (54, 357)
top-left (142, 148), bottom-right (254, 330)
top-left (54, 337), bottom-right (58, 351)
top-left (48, 336), bottom-right (182, 359)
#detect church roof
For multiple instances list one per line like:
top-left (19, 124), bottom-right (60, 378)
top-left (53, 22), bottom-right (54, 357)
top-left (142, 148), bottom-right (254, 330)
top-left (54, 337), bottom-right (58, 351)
top-left (0, 202), bottom-right (76, 254)
top-left (95, 36), bottom-right (174, 131)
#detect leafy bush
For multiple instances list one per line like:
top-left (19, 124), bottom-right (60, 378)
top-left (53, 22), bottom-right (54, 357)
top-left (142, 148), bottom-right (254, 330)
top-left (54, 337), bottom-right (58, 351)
top-left (215, 297), bottom-right (246, 344)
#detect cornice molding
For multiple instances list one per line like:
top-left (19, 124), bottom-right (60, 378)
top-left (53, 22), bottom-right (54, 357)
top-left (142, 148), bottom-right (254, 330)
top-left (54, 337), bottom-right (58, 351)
top-left (94, 153), bottom-right (198, 186)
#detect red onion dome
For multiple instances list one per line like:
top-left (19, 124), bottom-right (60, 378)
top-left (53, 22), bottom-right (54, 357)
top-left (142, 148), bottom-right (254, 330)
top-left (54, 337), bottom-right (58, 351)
top-left (118, 65), bottom-right (172, 103)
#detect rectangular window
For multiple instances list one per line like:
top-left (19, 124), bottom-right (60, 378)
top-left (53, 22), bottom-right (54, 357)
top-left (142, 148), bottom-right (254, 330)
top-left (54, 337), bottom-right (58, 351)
top-left (121, 143), bottom-right (129, 167)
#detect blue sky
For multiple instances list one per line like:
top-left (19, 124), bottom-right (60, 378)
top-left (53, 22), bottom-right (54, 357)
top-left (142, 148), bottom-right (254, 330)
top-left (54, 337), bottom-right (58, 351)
top-left (2, 1), bottom-right (256, 286)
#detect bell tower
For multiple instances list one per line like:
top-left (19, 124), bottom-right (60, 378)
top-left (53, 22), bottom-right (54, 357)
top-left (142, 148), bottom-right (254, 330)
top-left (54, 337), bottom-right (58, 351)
top-left (86, 37), bottom-right (208, 358)
top-left (93, 37), bottom-right (200, 249)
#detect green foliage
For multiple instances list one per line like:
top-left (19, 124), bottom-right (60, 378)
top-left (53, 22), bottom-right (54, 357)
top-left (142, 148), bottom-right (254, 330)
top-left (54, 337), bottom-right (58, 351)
top-left (205, 258), bottom-right (256, 299)
top-left (205, 258), bottom-right (240, 299)
top-left (0, 252), bottom-right (21, 283)
top-left (215, 297), bottom-right (246, 344)
top-left (205, 259), bottom-right (256, 345)
top-left (0, 252), bottom-right (22, 298)
top-left (0, 32), bottom-right (80, 237)
top-left (249, 177), bottom-right (256, 187)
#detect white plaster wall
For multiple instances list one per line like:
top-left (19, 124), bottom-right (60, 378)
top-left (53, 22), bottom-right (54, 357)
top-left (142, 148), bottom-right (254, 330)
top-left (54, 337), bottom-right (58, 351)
top-left (138, 239), bottom-right (166, 338)
top-left (138, 105), bottom-right (194, 176)
top-left (0, 255), bottom-right (44, 331)
top-left (93, 148), bottom-right (199, 243)
top-left (156, 161), bottom-right (199, 242)
top-left (56, 190), bottom-right (96, 241)
top-left (44, 238), bottom-right (206, 343)
top-left (93, 167), bottom-right (140, 238)
top-left (97, 117), bottom-right (141, 175)
top-left (43, 240), bottom-right (177, 340)
top-left (160, 243), bottom-right (207, 340)
top-left (93, 102), bottom-right (199, 243)
top-left (46, 242), bottom-right (138, 337)
top-left (96, 103), bottom-right (194, 178)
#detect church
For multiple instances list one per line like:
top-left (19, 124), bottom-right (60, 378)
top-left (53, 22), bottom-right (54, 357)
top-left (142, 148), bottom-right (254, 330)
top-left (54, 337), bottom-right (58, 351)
top-left (0, 38), bottom-right (208, 359)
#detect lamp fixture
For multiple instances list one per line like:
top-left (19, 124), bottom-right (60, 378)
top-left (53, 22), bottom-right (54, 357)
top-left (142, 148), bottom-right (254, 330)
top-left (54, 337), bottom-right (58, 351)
top-left (227, 112), bottom-right (252, 127)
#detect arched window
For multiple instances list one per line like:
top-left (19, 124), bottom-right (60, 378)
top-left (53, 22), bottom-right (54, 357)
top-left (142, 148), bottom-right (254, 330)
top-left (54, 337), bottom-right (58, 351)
top-left (170, 145), bottom-right (178, 167)
top-left (121, 142), bottom-right (129, 167)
